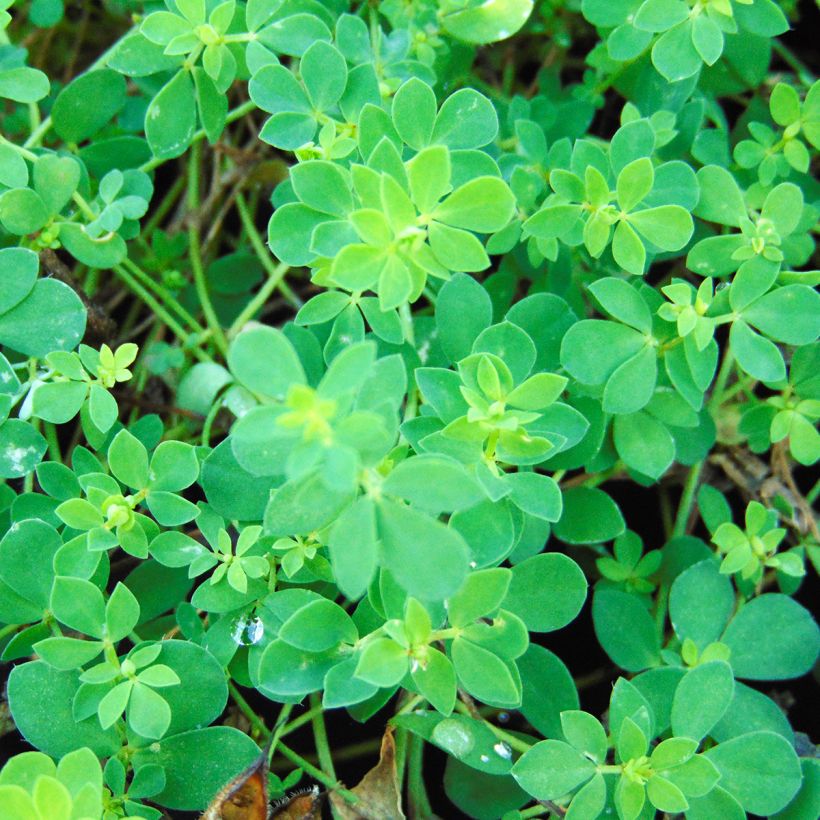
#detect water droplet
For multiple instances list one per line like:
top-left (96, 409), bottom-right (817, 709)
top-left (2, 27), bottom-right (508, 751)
top-left (231, 615), bottom-right (265, 646)
top-left (497, 711), bottom-right (510, 724)
top-left (480, 754), bottom-right (490, 763)
top-left (493, 741), bottom-right (512, 760)
top-left (410, 659), bottom-right (420, 673)
top-left (231, 616), bottom-right (248, 644)
top-left (469, 561), bottom-right (477, 569)
top-left (432, 718), bottom-right (474, 758)
top-left (245, 616), bottom-right (264, 645)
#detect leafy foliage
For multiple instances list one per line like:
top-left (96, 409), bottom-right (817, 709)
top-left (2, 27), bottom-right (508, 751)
top-left (0, 0), bottom-right (817, 818)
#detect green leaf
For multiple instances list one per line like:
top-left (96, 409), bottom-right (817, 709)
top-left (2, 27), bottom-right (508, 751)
top-left (0, 247), bottom-right (38, 315)
top-left (743, 285), bottom-right (820, 346)
top-left (617, 157), bottom-right (654, 213)
top-left (452, 637), bottom-right (521, 708)
top-left (52, 69), bottom-right (126, 143)
top-left (392, 78), bottom-right (436, 150)
top-left (436, 273), bottom-right (493, 362)
top-left (554, 487), bottom-right (625, 545)
top-left (721, 594), bottom-right (819, 680)
top-left (51, 577), bottom-right (105, 639)
top-left (432, 88), bottom-right (498, 149)
top-left (329, 498), bottom-right (378, 600)
top-left (447, 568), bottom-right (511, 627)
top-left (512, 739), bottom-right (596, 801)
top-left (300, 40), bottom-right (346, 110)
top-left (588, 278), bottom-right (652, 333)
top-left (355, 637), bottom-right (408, 687)
top-left (613, 411), bottom-right (675, 479)
top-left (0, 420), bottom-right (47, 479)
top-left (694, 166), bottom-right (746, 227)
top-left (560, 320), bottom-right (644, 386)
top-left (131, 726), bottom-right (259, 811)
top-left (0, 519), bottom-right (60, 609)
top-left (593, 589), bottom-right (660, 672)
top-left (108, 429), bottom-right (150, 489)
top-left (7, 662), bottom-right (119, 759)
top-left (504, 472), bottom-right (562, 520)
top-left (669, 560), bottom-right (734, 649)
top-left (377, 499), bottom-right (469, 601)
top-left (383, 455), bottom-right (484, 514)
top-left (428, 222), bottom-right (490, 272)
top-left (434, 177), bottom-right (516, 233)
top-left (603, 346), bottom-right (658, 415)
top-left (628, 205), bottom-right (693, 251)
top-left (105, 582), bottom-right (140, 643)
top-left (504, 553), bottom-right (587, 632)
top-left (145, 70), bottom-right (196, 159)
top-left (730, 319), bottom-right (785, 383)
top-left (279, 598), bottom-right (357, 652)
top-left (561, 710), bottom-right (608, 763)
top-left (704, 731), bottom-right (801, 815)
top-left (671, 661), bottom-right (735, 740)
top-left (227, 325), bottom-right (306, 399)
top-left (442, 0), bottom-right (535, 44)
top-left (0, 188), bottom-right (48, 235)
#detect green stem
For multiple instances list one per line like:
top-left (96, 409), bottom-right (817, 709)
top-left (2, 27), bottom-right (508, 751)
top-left (406, 733), bottom-right (433, 817)
top-left (772, 40), bottom-right (815, 86)
top-left (111, 264), bottom-right (211, 363)
top-left (187, 142), bottom-right (229, 356)
top-left (309, 692), bottom-right (337, 781)
top-left (267, 702), bottom-right (294, 763)
top-left (708, 348), bottom-right (735, 412)
top-left (230, 193), bottom-right (298, 335)
top-left (121, 257), bottom-right (206, 335)
top-left (228, 681), bottom-right (270, 739)
top-left (0, 623), bottom-right (20, 642)
top-left (142, 174), bottom-right (187, 237)
top-left (672, 460), bottom-right (703, 538)
top-left (277, 742), bottom-right (359, 805)
top-left (44, 422), bottom-right (62, 462)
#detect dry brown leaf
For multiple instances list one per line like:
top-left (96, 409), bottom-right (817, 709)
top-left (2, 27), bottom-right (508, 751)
top-left (270, 786), bottom-right (324, 819)
top-left (330, 726), bottom-right (406, 820)
top-left (199, 744), bottom-right (269, 820)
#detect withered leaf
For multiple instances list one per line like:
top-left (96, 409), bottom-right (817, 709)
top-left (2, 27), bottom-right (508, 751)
top-left (271, 785), bottom-right (323, 819)
top-left (330, 726), bottom-right (406, 820)
top-left (199, 744), bottom-right (269, 820)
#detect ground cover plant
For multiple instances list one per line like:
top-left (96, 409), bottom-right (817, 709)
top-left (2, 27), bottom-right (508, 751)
top-left (0, 0), bottom-right (818, 817)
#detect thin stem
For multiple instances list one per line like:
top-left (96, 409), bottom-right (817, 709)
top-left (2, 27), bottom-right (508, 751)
top-left (228, 681), bottom-right (270, 739)
top-left (309, 692), bottom-right (336, 781)
top-left (672, 461), bottom-right (703, 538)
top-left (121, 257), bottom-right (206, 335)
top-left (406, 734), bottom-right (433, 818)
top-left (772, 40), bottom-right (815, 86)
top-left (143, 174), bottom-right (187, 237)
top-left (0, 623), bottom-right (20, 642)
top-left (708, 348), bottom-right (735, 412)
top-left (111, 264), bottom-right (211, 363)
top-left (230, 193), bottom-right (298, 335)
top-left (267, 702), bottom-right (294, 763)
top-left (44, 422), bottom-right (62, 462)
top-left (187, 142), bottom-right (229, 356)
top-left (277, 742), bottom-right (359, 805)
